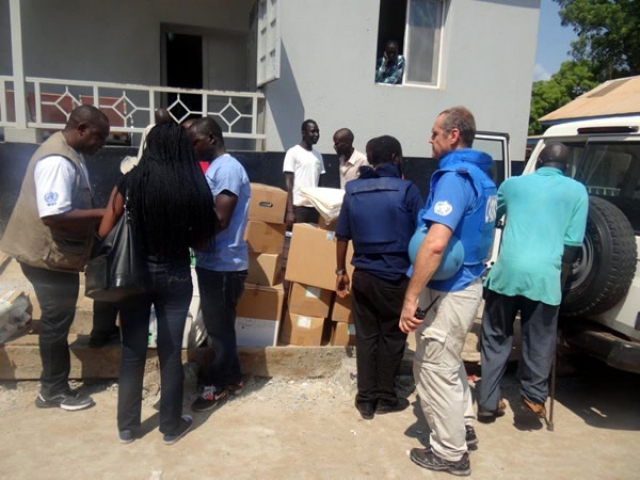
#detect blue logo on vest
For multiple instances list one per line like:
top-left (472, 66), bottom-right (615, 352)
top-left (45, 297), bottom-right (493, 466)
top-left (44, 192), bottom-right (58, 206)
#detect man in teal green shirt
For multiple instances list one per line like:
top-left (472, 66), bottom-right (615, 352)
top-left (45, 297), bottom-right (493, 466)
top-left (478, 142), bottom-right (588, 420)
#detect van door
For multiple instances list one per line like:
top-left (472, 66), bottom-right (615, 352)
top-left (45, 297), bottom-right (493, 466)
top-left (474, 132), bottom-right (511, 185)
top-left (475, 132), bottom-right (510, 267)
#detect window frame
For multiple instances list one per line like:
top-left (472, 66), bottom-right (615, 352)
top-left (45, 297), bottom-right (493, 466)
top-left (401, 0), bottom-right (446, 88)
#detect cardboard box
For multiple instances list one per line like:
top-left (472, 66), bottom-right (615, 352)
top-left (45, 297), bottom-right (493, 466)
top-left (235, 283), bottom-right (285, 347)
top-left (331, 294), bottom-right (353, 323)
top-left (237, 283), bottom-right (285, 320)
top-left (280, 311), bottom-right (325, 346)
top-left (249, 183), bottom-right (288, 224)
top-left (245, 220), bottom-right (286, 254)
top-left (247, 253), bottom-right (283, 286)
top-left (330, 321), bottom-right (356, 346)
top-left (288, 282), bottom-right (333, 318)
top-left (285, 223), bottom-right (354, 291)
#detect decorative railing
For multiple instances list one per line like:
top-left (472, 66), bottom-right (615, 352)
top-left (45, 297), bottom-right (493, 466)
top-left (1, 76), bottom-right (266, 145)
top-left (0, 76), bottom-right (17, 128)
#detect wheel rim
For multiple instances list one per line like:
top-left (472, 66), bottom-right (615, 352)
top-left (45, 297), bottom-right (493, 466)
top-left (570, 234), bottom-right (594, 288)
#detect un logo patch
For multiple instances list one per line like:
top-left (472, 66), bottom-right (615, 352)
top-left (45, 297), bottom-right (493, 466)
top-left (44, 192), bottom-right (59, 206)
top-left (485, 195), bottom-right (498, 223)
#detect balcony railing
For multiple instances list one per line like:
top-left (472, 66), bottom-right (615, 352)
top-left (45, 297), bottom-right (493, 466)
top-left (1, 76), bottom-right (266, 147)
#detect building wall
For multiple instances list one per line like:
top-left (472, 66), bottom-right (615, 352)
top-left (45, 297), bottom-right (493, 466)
top-left (0, 0), bottom-right (252, 85)
top-left (264, 0), bottom-right (540, 159)
top-left (1, 0), bottom-right (539, 159)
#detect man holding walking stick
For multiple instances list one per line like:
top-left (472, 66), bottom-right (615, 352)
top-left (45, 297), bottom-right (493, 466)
top-left (477, 142), bottom-right (588, 423)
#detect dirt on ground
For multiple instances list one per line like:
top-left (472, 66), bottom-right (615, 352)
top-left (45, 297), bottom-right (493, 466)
top-left (1, 353), bottom-right (640, 480)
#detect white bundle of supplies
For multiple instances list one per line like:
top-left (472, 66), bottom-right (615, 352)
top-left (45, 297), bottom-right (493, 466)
top-left (299, 187), bottom-right (345, 224)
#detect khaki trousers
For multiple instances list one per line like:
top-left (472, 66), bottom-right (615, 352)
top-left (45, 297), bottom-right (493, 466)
top-left (413, 278), bottom-right (482, 462)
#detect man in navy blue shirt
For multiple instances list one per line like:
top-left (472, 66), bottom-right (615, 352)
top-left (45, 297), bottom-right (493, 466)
top-left (335, 135), bottom-right (422, 420)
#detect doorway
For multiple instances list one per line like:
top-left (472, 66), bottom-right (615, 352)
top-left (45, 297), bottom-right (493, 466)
top-left (162, 30), bottom-right (204, 120)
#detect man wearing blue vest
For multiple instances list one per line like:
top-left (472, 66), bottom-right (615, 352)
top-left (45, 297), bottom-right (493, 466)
top-left (400, 107), bottom-right (497, 477)
top-left (335, 135), bottom-right (423, 420)
top-left (478, 142), bottom-right (588, 421)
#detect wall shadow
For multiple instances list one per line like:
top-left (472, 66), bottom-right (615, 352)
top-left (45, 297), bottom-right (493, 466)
top-left (267, 41), bottom-right (305, 152)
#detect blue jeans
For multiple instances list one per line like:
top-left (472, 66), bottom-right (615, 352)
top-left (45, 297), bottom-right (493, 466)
top-left (117, 258), bottom-right (192, 435)
top-left (195, 268), bottom-right (246, 388)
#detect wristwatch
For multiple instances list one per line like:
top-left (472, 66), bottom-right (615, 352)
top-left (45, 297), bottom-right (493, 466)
top-left (335, 268), bottom-right (347, 275)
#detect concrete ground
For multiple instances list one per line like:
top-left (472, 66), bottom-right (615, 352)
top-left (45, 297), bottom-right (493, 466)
top-left (1, 353), bottom-right (640, 480)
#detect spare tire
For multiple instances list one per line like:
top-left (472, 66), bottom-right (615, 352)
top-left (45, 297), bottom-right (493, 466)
top-left (561, 196), bottom-right (637, 318)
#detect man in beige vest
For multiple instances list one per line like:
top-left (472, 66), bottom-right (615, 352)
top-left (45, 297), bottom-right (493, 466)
top-left (0, 105), bottom-right (109, 411)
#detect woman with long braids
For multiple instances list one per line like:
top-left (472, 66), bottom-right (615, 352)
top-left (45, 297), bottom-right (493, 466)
top-left (98, 123), bottom-right (217, 445)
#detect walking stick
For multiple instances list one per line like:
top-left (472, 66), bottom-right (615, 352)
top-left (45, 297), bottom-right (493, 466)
top-left (546, 338), bottom-right (558, 432)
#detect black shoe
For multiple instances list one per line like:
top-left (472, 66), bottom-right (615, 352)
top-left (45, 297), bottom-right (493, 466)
top-left (191, 385), bottom-right (228, 412)
top-left (477, 399), bottom-right (507, 423)
top-left (119, 429), bottom-right (135, 444)
top-left (376, 397), bottom-right (410, 415)
top-left (162, 415), bottom-right (193, 445)
top-left (35, 391), bottom-right (95, 411)
top-left (355, 400), bottom-right (375, 420)
top-left (465, 426), bottom-right (478, 449)
top-left (410, 448), bottom-right (471, 477)
top-left (89, 327), bottom-right (120, 348)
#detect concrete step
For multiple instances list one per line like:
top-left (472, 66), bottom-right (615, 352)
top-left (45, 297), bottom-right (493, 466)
top-left (0, 333), bottom-right (347, 381)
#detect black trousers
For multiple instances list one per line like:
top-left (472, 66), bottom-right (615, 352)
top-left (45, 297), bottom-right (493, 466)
top-left (196, 268), bottom-right (247, 387)
top-left (20, 263), bottom-right (79, 397)
top-left (351, 269), bottom-right (408, 405)
top-left (91, 301), bottom-right (118, 340)
top-left (294, 206), bottom-right (319, 224)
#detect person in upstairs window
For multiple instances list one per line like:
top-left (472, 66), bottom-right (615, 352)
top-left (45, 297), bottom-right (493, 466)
top-left (375, 40), bottom-right (405, 85)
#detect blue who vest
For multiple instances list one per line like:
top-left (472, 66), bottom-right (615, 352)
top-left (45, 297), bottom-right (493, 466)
top-left (345, 171), bottom-right (415, 255)
top-left (426, 149), bottom-right (497, 267)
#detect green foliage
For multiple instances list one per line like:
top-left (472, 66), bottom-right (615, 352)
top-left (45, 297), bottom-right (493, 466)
top-left (555, 0), bottom-right (640, 80)
top-left (529, 60), bottom-right (598, 135)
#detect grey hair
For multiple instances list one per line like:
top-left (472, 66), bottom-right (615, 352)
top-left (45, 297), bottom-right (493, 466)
top-left (439, 106), bottom-right (476, 147)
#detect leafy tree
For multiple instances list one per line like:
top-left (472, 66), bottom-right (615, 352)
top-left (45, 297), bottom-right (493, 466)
top-left (555, 0), bottom-right (640, 79)
top-left (529, 60), bottom-right (598, 135)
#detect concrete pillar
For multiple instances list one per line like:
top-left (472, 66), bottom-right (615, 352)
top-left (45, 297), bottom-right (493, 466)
top-left (7, 0), bottom-right (39, 143)
top-left (9, 0), bottom-right (27, 129)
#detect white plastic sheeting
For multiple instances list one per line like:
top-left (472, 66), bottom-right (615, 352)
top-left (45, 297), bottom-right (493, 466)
top-left (299, 187), bottom-right (345, 223)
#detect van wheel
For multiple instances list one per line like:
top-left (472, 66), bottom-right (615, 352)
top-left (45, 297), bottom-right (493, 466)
top-left (561, 196), bottom-right (637, 318)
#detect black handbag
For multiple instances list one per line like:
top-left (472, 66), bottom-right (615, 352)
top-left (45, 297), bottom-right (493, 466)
top-left (85, 194), bottom-right (149, 302)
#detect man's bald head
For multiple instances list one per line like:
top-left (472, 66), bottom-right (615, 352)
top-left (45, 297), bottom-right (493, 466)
top-left (333, 128), bottom-right (355, 158)
top-left (539, 142), bottom-right (571, 169)
top-left (63, 105), bottom-right (110, 155)
top-left (334, 128), bottom-right (354, 144)
top-left (66, 105), bottom-right (109, 130)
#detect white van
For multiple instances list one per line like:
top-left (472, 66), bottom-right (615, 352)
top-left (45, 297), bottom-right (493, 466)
top-left (524, 116), bottom-right (640, 372)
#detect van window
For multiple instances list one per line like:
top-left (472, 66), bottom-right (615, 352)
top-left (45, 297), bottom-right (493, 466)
top-left (576, 142), bottom-right (640, 234)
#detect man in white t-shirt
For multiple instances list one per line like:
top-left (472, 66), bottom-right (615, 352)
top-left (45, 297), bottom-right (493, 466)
top-left (283, 119), bottom-right (325, 225)
top-left (333, 128), bottom-right (369, 189)
top-left (0, 105), bottom-right (109, 412)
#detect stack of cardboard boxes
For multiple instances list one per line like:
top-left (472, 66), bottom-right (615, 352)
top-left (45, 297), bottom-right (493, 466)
top-left (234, 184), bottom-right (357, 348)
top-left (235, 184), bottom-right (288, 347)
top-left (282, 223), bottom-right (356, 347)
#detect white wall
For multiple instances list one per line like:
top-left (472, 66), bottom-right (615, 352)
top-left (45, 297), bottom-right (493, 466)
top-left (0, 0), bottom-right (252, 85)
top-left (264, 0), bottom-right (541, 159)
